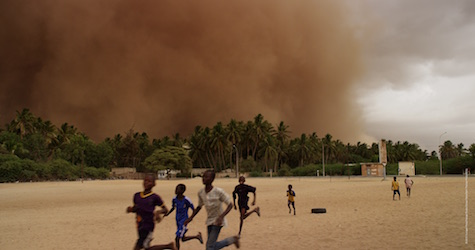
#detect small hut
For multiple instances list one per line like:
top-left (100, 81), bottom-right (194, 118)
top-left (361, 163), bottom-right (385, 177)
top-left (398, 162), bottom-right (415, 176)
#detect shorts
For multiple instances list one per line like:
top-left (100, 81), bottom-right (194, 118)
top-left (136, 229), bottom-right (153, 249)
top-left (238, 202), bottom-right (250, 211)
top-left (288, 200), bottom-right (295, 206)
top-left (176, 222), bottom-right (188, 238)
top-left (393, 190), bottom-right (400, 195)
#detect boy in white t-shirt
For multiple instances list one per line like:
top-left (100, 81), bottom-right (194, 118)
top-left (185, 170), bottom-right (240, 249)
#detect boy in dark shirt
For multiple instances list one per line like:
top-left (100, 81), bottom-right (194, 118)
top-left (233, 176), bottom-right (260, 236)
top-left (126, 174), bottom-right (176, 250)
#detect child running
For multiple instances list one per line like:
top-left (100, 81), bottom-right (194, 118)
top-left (392, 176), bottom-right (401, 200)
top-left (126, 174), bottom-right (176, 250)
top-left (232, 176), bottom-right (260, 236)
top-left (184, 170), bottom-right (240, 249)
top-left (404, 175), bottom-right (414, 197)
top-left (164, 184), bottom-right (203, 249)
top-left (287, 184), bottom-right (296, 215)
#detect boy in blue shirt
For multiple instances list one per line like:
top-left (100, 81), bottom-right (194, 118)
top-left (164, 184), bottom-right (203, 249)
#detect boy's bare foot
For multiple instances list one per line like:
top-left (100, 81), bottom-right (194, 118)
top-left (256, 207), bottom-right (260, 217)
top-left (233, 236), bottom-right (240, 249)
top-left (197, 232), bottom-right (203, 244)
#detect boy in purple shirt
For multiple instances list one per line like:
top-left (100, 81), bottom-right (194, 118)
top-left (126, 174), bottom-right (176, 250)
top-left (164, 184), bottom-right (203, 249)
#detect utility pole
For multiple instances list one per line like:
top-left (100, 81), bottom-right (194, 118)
top-left (439, 132), bottom-right (447, 176)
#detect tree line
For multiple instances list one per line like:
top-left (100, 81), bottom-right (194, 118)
top-left (1, 109), bottom-right (474, 182)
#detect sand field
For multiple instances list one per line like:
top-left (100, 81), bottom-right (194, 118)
top-left (0, 176), bottom-right (474, 249)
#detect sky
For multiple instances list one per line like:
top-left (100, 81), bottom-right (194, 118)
top-left (0, 0), bottom-right (474, 153)
top-left (352, 0), bottom-right (475, 153)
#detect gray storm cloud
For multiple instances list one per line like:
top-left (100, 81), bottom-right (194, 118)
top-left (0, 0), bottom-right (365, 141)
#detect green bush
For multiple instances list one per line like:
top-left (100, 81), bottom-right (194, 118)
top-left (49, 159), bottom-right (79, 180)
top-left (240, 157), bottom-right (258, 173)
top-left (278, 164), bottom-right (292, 176)
top-left (386, 163), bottom-right (399, 175)
top-left (444, 156), bottom-right (475, 174)
top-left (0, 154), bottom-right (20, 163)
top-left (249, 171), bottom-right (263, 177)
top-left (414, 160), bottom-right (439, 175)
top-left (322, 164), bottom-right (344, 176)
top-left (291, 164), bottom-right (318, 176)
top-left (82, 167), bottom-right (110, 179)
top-left (0, 160), bottom-right (23, 182)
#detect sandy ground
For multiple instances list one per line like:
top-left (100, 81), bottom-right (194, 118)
top-left (0, 176), bottom-right (474, 250)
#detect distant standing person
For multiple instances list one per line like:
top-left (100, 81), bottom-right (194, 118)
top-left (392, 176), bottom-right (401, 200)
top-left (404, 175), bottom-right (414, 197)
top-left (233, 176), bottom-right (260, 236)
top-left (184, 170), bottom-right (240, 249)
top-left (287, 184), bottom-right (296, 215)
top-left (126, 174), bottom-right (176, 250)
top-left (164, 184), bottom-right (203, 249)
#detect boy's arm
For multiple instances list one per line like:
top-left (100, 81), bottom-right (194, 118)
top-left (164, 206), bottom-right (174, 216)
top-left (184, 205), bottom-right (202, 226)
top-left (233, 189), bottom-right (237, 209)
top-left (157, 204), bottom-right (169, 215)
top-left (126, 205), bottom-right (137, 213)
top-left (164, 200), bottom-right (175, 216)
top-left (215, 202), bottom-right (233, 226)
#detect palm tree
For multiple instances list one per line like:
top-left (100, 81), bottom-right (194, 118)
top-left (440, 140), bottom-right (457, 160)
top-left (250, 114), bottom-right (272, 159)
top-left (8, 108), bottom-right (36, 139)
top-left (189, 126), bottom-right (208, 168)
top-left (273, 121), bottom-right (291, 167)
top-left (202, 127), bottom-right (217, 169)
top-left (294, 134), bottom-right (311, 166)
top-left (210, 122), bottom-right (228, 171)
top-left (322, 134), bottom-right (336, 164)
top-left (226, 119), bottom-right (243, 173)
top-left (56, 123), bottom-right (78, 146)
top-left (469, 144), bottom-right (475, 159)
top-left (456, 143), bottom-right (465, 157)
top-left (259, 135), bottom-right (278, 172)
top-left (172, 133), bottom-right (184, 148)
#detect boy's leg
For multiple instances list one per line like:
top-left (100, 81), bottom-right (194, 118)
top-left (175, 236), bottom-right (180, 250)
top-left (136, 229), bottom-right (153, 250)
top-left (239, 208), bottom-right (246, 236)
top-left (147, 242), bottom-right (176, 250)
top-left (292, 202), bottom-right (296, 215)
top-left (288, 201), bottom-right (291, 213)
top-left (182, 232), bottom-right (203, 244)
top-left (207, 225), bottom-right (239, 249)
top-left (215, 235), bottom-right (240, 249)
top-left (243, 207), bottom-right (260, 219)
top-left (206, 225), bottom-right (220, 250)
